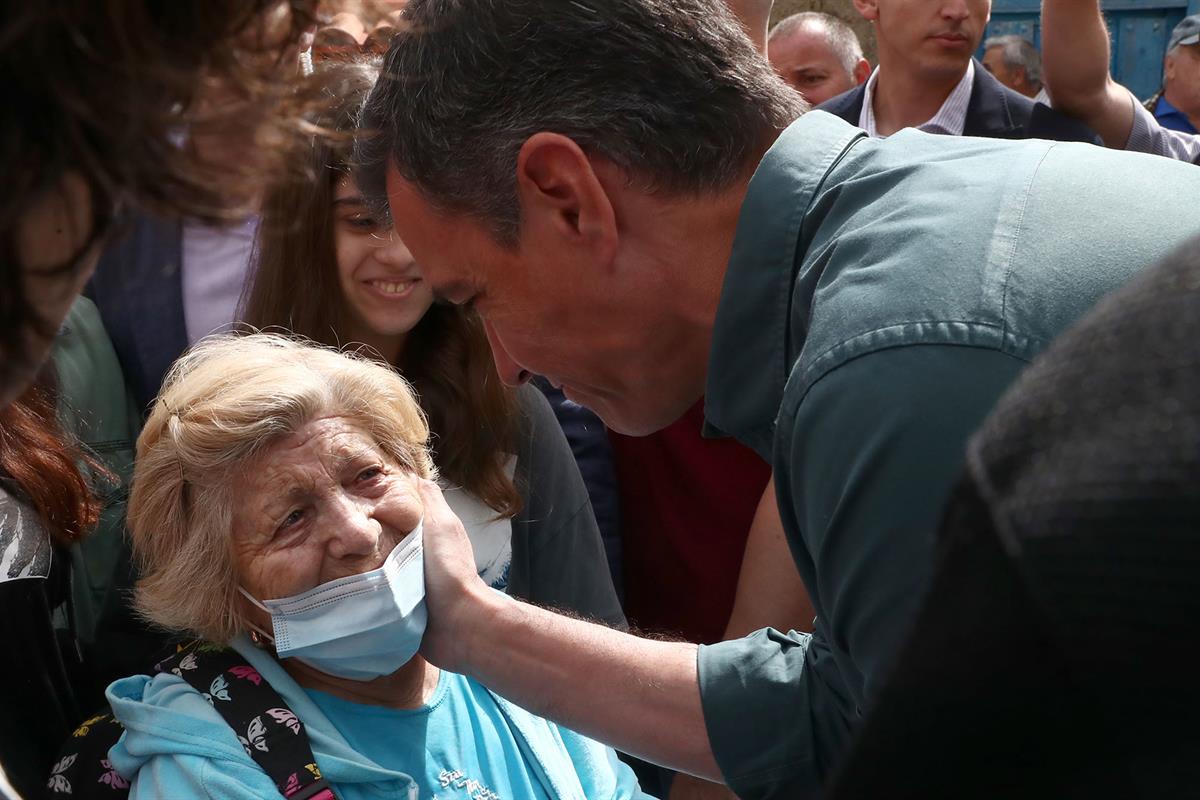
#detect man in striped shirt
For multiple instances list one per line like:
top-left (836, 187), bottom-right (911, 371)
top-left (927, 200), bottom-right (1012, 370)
top-left (1041, 2), bottom-right (1200, 164)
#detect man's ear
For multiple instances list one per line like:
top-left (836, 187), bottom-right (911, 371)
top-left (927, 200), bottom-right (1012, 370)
top-left (852, 0), bottom-right (879, 23)
top-left (853, 58), bottom-right (873, 85)
top-left (515, 132), bottom-right (617, 258)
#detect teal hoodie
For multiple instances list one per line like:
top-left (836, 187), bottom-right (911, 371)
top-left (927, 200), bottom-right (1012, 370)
top-left (107, 636), bottom-right (652, 800)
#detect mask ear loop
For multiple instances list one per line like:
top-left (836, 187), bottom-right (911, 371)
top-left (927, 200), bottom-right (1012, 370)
top-left (238, 587), bottom-right (277, 648)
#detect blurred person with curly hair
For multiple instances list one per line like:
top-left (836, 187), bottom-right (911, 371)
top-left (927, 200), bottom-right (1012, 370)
top-left (0, 0), bottom-right (324, 410)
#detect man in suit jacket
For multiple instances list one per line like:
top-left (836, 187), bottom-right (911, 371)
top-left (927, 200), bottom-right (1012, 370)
top-left (818, 0), bottom-right (1097, 143)
top-left (87, 211), bottom-right (256, 415)
top-left (86, 214), bottom-right (189, 416)
top-left (768, 12), bottom-right (872, 106)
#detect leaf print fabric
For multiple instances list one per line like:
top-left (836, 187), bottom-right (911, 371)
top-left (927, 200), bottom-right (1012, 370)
top-left (98, 759), bottom-right (130, 789)
top-left (267, 707), bottom-right (302, 735)
top-left (169, 652), bottom-right (198, 678)
top-left (238, 715), bottom-right (269, 755)
top-left (73, 714), bottom-right (109, 738)
top-left (203, 675), bottom-right (231, 704)
top-left (46, 714), bottom-right (132, 796)
top-left (46, 754), bottom-right (75, 794)
top-left (230, 665), bottom-right (263, 685)
top-left (162, 642), bottom-right (328, 798)
top-left (47, 640), bottom-right (329, 800)
top-left (0, 485), bottom-right (52, 583)
top-left (46, 773), bottom-right (71, 793)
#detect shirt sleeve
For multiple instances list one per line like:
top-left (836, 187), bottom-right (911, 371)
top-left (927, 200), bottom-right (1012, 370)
top-left (509, 384), bottom-right (627, 629)
top-left (1124, 91), bottom-right (1200, 164)
top-left (698, 345), bottom-right (1028, 799)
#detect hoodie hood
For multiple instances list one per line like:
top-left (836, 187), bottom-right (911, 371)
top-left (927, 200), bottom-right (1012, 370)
top-left (107, 636), bottom-right (418, 799)
top-left (107, 635), bottom-right (649, 800)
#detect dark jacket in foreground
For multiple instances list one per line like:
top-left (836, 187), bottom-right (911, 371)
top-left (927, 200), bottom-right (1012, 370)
top-left (828, 235), bottom-right (1200, 799)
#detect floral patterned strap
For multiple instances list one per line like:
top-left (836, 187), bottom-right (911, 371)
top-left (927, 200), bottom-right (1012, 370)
top-left (47, 713), bottom-right (130, 796)
top-left (155, 641), bottom-right (334, 799)
top-left (47, 641), bottom-right (334, 799)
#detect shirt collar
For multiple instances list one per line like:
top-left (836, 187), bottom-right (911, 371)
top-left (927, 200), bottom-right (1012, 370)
top-left (703, 111), bottom-right (867, 458)
top-left (858, 59), bottom-right (975, 138)
top-left (1156, 93), bottom-right (1182, 116)
top-left (1154, 93), bottom-right (1200, 134)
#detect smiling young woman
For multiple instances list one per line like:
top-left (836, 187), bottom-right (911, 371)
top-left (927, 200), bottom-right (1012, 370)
top-left (242, 59), bottom-right (520, 520)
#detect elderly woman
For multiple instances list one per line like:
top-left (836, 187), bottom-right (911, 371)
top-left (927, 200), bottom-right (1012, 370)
top-left (105, 334), bottom-right (649, 799)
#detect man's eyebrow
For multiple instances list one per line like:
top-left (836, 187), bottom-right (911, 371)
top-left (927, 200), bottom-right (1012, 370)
top-left (333, 196), bottom-right (366, 207)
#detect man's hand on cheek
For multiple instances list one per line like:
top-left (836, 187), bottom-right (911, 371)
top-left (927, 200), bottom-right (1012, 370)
top-left (415, 479), bottom-right (495, 670)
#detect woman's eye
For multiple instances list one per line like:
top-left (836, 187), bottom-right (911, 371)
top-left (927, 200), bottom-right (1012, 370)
top-left (279, 509), bottom-right (304, 531)
top-left (346, 215), bottom-right (378, 231)
top-left (356, 466), bottom-right (382, 482)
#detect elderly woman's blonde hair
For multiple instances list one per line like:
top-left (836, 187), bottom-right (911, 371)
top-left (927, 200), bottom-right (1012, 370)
top-left (129, 333), bottom-right (436, 644)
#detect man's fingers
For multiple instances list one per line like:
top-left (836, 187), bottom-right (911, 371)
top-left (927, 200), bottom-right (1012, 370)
top-left (417, 478), bottom-right (475, 563)
top-left (418, 478), bottom-right (459, 526)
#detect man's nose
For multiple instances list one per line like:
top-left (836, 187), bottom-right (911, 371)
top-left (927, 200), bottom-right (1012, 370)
top-left (373, 227), bottom-right (416, 268)
top-left (940, 0), bottom-right (970, 20)
top-left (483, 319), bottom-right (532, 387)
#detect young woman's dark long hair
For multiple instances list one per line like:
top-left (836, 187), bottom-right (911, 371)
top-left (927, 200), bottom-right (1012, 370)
top-left (242, 60), bottom-right (522, 517)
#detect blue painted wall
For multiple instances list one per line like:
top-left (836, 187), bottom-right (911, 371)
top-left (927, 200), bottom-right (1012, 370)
top-left (984, 0), bottom-right (1200, 101)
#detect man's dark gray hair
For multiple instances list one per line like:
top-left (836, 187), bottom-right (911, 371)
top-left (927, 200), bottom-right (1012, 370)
top-left (768, 12), bottom-right (865, 78)
top-left (358, 0), bottom-right (806, 243)
top-left (983, 34), bottom-right (1044, 90)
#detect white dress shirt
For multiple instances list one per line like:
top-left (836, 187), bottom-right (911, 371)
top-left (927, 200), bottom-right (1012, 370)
top-left (858, 60), bottom-right (976, 138)
top-left (181, 216), bottom-right (258, 344)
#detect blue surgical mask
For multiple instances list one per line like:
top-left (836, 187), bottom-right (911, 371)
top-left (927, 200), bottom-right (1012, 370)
top-left (240, 520), bottom-right (426, 681)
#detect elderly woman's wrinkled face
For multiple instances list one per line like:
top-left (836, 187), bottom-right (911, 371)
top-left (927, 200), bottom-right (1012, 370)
top-left (231, 416), bottom-right (423, 607)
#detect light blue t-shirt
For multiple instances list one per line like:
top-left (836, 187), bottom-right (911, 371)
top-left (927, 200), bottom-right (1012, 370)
top-left (109, 635), bottom-right (650, 799)
top-left (306, 672), bottom-right (551, 800)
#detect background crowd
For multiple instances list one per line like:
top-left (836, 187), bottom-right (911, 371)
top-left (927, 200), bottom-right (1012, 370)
top-left (2, 0), bottom-right (1199, 798)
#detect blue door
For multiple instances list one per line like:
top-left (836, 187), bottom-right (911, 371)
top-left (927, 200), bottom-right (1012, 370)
top-left (984, 0), bottom-right (1200, 101)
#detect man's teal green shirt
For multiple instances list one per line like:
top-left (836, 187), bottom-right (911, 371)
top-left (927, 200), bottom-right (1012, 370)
top-left (698, 111), bottom-right (1200, 799)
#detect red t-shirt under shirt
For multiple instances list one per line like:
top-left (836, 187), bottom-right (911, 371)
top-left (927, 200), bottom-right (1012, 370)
top-left (609, 399), bottom-right (771, 645)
